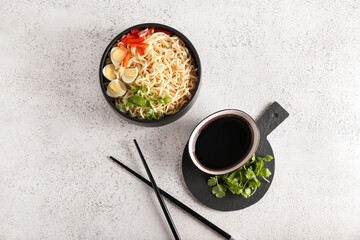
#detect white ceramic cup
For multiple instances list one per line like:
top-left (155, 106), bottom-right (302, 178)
top-left (188, 109), bottom-right (260, 175)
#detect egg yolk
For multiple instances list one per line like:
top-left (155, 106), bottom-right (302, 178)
top-left (112, 48), bottom-right (126, 62)
top-left (124, 68), bottom-right (137, 79)
top-left (105, 66), bottom-right (116, 79)
top-left (108, 81), bottom-right (121, 94)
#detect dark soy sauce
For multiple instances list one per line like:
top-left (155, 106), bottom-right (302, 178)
top-left (195, 117), bottom-right (252, 169)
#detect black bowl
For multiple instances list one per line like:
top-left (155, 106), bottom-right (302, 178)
top-left (99, 23), bottom-right (201, 127)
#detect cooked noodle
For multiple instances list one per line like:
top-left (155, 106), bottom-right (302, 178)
top-left (112, 32), bottom-right (198, 120)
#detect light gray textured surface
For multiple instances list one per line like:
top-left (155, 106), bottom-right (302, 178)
top-left (1, 0), bottom-right (360, 239)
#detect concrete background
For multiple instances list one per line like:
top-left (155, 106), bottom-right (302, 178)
top-left (1, 0), bottom-right (360, 239)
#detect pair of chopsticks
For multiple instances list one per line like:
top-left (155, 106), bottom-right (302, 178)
top-left (109, 139), bottom-right (235, 240)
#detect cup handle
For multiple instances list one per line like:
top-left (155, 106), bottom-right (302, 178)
top-left (256, 102), bottom-right (289, 140)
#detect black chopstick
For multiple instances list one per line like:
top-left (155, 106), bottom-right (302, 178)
top-left (133, 139), bottom-right (181, 240)
top-left (109, 155), bottom-right (234, 240)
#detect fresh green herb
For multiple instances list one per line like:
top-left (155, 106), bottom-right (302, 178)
top-left (151, 95), bottom-right (172, 104)
top-left (118, 98), bottom-right (135, 111)
top-left (207, 176), bottom-right (227, 198)
top-left (128, 102), bottom-right (135, 110)
top-left (140, 83), bottom-right (145, 93)
top-left (116, 103), bottom-right (126, 112)
top-left (143, 108), bottom-right (163, 120)
top-left (163, 97), bottom-right (171, 103)
top-left (120, 84), bottom-right (171, 120)
top-left (207, 176), bottom-right (218, 186)
top-left (132, 95), bottom-right (147, 106)
top-left (129, 85), bottom-right (139, 92)
top-left (207, 154), bottom-right (273, 198)
top-left (212, 183), bottom-right (227, 198)
top-left (128, 85), bottom-right (172, 105)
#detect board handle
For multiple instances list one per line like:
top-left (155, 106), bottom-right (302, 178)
top-left (256, 102), bottom-right (289, 139)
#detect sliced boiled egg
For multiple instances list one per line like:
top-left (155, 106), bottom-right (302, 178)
top-left (122, 67), bottom-right (138, 84)
top-left (106, 80), bottom-right (126, 98)
top-left (102, 64), bottom-right (117, 80)
top-left (110, 47), bottom-right (127, 67)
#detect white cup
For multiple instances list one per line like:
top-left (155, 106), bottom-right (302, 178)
top-left (188, 109), bottom-right (260, 175)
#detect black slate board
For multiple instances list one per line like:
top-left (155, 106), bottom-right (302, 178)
top-left (182, 102), bottom-right (289, 211)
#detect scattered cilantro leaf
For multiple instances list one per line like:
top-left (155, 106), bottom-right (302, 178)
top-left (212, 184), bottom-right (227, 198)
top-left (245, 168), bottom-right (256, 180)
top-left (207, 176), bottom-right (218, 186)
top-left (260, 168), bottom-right (271, 177)
top-left (264, 155), bottom-right (273, 162)
top-left (241, 188), bottom-right (252, 198)
top-left (207, 154), bottom-right (273, 198)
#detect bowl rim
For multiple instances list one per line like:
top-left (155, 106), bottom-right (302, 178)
top-left (99, 23), bottom-right (202, 125)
